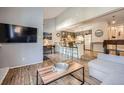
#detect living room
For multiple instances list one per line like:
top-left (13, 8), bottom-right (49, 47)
top-left (43, 7), bottom-right (124, 85)
top-left (0, 7), bottom-right (124, 85)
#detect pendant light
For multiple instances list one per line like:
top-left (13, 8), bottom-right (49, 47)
top-left (112, 16), bottom-right (116, 24)
top-left (111, 16), bottom-right (117, 39)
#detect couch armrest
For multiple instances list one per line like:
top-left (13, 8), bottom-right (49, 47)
top-left (0, 67), bottom-right (9, 84)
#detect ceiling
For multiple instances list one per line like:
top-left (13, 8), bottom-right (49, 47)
top-left (43, 7), bottom-right (67, 19)
top-left (63, 8), bottom-right (124, 32)
top-left (92, 8), bottom-right (124, 25)
top-left (43, 8), bottom-right (124, 32)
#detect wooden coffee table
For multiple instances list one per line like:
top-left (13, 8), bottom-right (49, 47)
top-left (37, 62), bottom-right (84, 85)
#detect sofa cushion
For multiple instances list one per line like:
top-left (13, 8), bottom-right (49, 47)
top-left (89, 66), bottom-right (107, 81)
top-left (101, 73), bottom-right (124, 85)
top-left (0, 67), bottom-right (9, 84)
top-left (97, 53), bottom-right (124, 64)
top-left (88, 59), bottom-right (124, 74)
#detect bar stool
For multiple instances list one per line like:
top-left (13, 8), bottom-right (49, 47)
top-left (68, 42), bottom-right (79, 61)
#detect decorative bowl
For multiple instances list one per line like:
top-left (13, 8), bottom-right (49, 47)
top-left (52, 63), bottom-right (69, 72)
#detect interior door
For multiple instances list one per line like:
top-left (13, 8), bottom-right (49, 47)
top-left (84, 34), bottom-right (91, 50)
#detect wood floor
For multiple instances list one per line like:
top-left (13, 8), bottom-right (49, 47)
top-left (2, 51), bottom-right (101, 85)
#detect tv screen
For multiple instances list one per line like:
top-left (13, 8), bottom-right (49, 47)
top-left (0, 23), bottom-right (37, 43)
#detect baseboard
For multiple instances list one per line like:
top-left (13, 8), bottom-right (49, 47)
top-left (85, 49), bottom-right (92, 51)
top-left (92, 50), bottom-right (104, 53)
top-left (10, 61), bottom-right (43, 69)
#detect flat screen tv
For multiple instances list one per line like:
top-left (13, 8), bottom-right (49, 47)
top-left (0, 23), bottom-right (37, 43)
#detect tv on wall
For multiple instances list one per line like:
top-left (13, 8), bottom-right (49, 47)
top-left (0, 23), bottom-right (37, 43)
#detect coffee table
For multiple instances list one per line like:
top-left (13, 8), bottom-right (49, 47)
top-left (37, 62), bottom-right (84, 85)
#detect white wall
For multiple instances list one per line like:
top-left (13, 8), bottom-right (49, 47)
top-left (0, 8), bottom-right (43, 68)
top-left (44, 19), bottom-right (56, 33)
top-left (56, 7), bottom-right (120, 31)
top-left (79, 22), bottom-right (109, 52)
top-left (44, 19), bottom-right (60, 43)
top-left (92, 22), bottom-right (109, 52)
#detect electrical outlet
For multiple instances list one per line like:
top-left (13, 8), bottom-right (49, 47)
top-left (22, 57), bottom-right (25, 61)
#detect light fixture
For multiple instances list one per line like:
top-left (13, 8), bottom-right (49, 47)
top-left (67, 34), bottom-right (74, 42)
top-left (76, 35), bottom-right (84, 41)
top-left (112, 16), bottom-right (116, 24)
top-left (110, 16), bottom-right (117, 39)
top-left (15, 26), bottom-right (22, 34)
top-left (43, 38), bottom-right (50, 46)
top-left (76, 35), bottom-right (84, 43)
